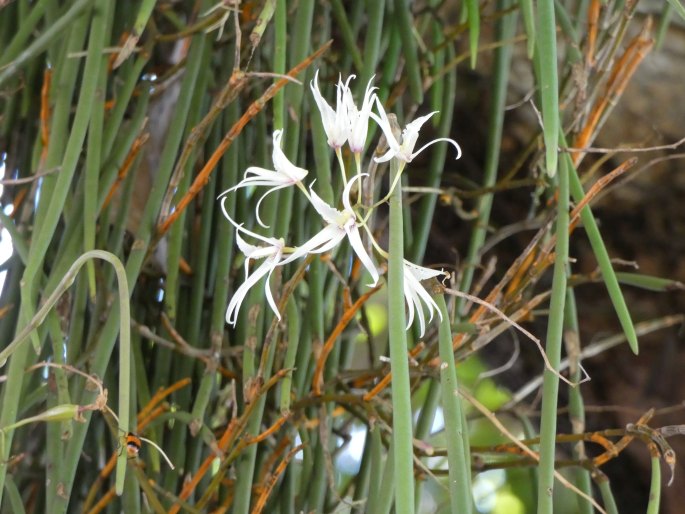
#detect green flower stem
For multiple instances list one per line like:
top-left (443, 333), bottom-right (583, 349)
top-left (330, 0), bottom-right (363, 73)
top-left (272, 0), bottom-right (287, 132)
top-left (665, 0), bottom-right (685, 21)
top-left (66, 273), bottom-right (88, 365)
top-left (647, 450), bottom-right (662, 514)
top-left (199, 103), bottom-right (240, 434)
top-left (308, 442), bottom-right (329, 512)
top-left (2, 474), bottom-right (23, 514)
top-left (374, 437), bottom-right (397, 514)
top-left (0, 250), bottom-right (132, 502)
top-left (231, 120), bottom-right (270, 514)
top-left (279, 297), bottom-right (301, 412)
top-left (564, 286), bottom-right (593, 514)
top-left (536, 145), bottom-right (569, 514)
top-left (378, 22), bottom-right (402, 103)
top-left (84, 18), bottom-right (110, 299)
top-left (23, 0), bottom-right (108, 352)
top-left (413, 379), bottom-right (440, 442)
top-left (45, 310), bottom-right (71, 508)
top-left (0, 0), bottom-right (95, 88)
top-left (596, 473), bottom-right (619, 514)
top-left (435, 293), bottom-right (472, 514)
top-left (187, 149), bottom-right (219, 424)
top-left (409, 46), bottom-right (456, 263)
top-left (102, 46), bottom-right (152, 160)
top-left (231, 301), bottom-right (265, 514)
top-left (656, 2), bottom-right (674, 49)
top-left (428, 22), bottom-right (446, 118)
top-left (273, 0), bottom-right (313, 236)
top-left (54, 22), bottom-right (211, 513)
top-left (465, 0), bottom-right (480, 68)
top-left (310, 107), bottom-right (335, 205)
top-left (210, 101), bottom-right (239, 337)
top-left (0, 8), bottom-right (91, 505)
top-left (365, 423), bottom-right (384, 512)
top-left (537, 0), bottom-right (560, 177)
top-left (392, 0), bottom-right (423, 103)
top-left (519, 0), bottom-right (536, 58)
top-left (457, 0), bottom-right (516, 308)
top-left (573, 0), bottom-right (590, 33)
top-left (358, 0), bottom-right (385, 100)
top-left (249, 0), bottom-right (277, 53)
top-left (554, 0), bottom-right (582, 64)
top-left (162, 46), bottom-right (215, 490)
top-left (387, 154), bottom-right (414, 514)
top-left (0, 0), bottom-right (49, 69)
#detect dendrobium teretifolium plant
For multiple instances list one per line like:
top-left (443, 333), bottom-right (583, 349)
top-left (219, 71), bottom-right (462, 336)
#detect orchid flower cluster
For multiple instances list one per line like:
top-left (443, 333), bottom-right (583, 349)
top-left (219, 70), bottom-right (461, 336)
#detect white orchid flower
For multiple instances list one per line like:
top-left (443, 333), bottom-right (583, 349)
top-left (289, 174), bottom-right (379, 286)
top-left (220, 201), bottom-right (296, 325)
top-left (371, 98), bottom-right (462, 163)
top-left (218, 129), bottom-right (308, 227)
top-left (310, 70), bottom-right (352, 149)
top-left (345, 76), bottom-right (377, 154)
top-left (225, 231), bottom-right (285, 325)
top-left (403, 260), bottom-right (446, 337)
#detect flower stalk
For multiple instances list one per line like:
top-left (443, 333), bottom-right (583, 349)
top-left (386, 116), bottom-right (415, 513)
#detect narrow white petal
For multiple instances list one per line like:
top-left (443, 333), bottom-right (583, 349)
top-left (404, 279), bottom-right (427, 336)
top-left (399, 113), bottom-right (437, 160)
top-left (236, 231), bottom-right (260, 258)
top-left (341, 173), bottom-right (367, 214)
top-left (226, 212), bottom-right (284, 254)
top-left (241, 244), bottom-right (280, 261)
top-left (373, 148), bottom-right (397, 162)
top-left (404, 111), bottom-right (439, 134)
top-left (262, 255), bottom-right (283, 321)
top-left (371, 99), bottom-right (400, 150)
top-left (404, 283), bottom-right (416, 331)
top-left (345, 224), bottom-right (379, 286)
top-left (373, 148), bottom-right (396, 163)
top-left (345, 77), bottom-right (377, 153)
top-left (279, 225), bottom-right (345, 266)
top-left (243, 167), bottom-right (287, 181)
top-left (403, 260), bottom-right (446, 281)
top-left (410, 137), bottom-right (462, 162)
top-left (272, 131), bottom-right (309, 181)
top-left (226, 283), bottom-right (248, 325)
top-left (254, 184), bottom-right (289, 228)
top-left (305, 225), bottom-right (346, 254)
top-left (220, 197), bottom-right (242, 230)
top-left (413, 281), bottom-right (440, 323)
top-left (402, 261), bottom-right (445, 335)
top-left (311, 71), bottom-right (337, 138)
top-left (221, 167), bottom-right (283, 194)
top-left (226, 257), bottom-right (274, 325)
top-left (360, 77), bottom-right (377, 112)
top-left (309, 187), bottom-right (343, 225)
top-left (311, 70), bottom-right (349, 148)
top-left (406, 264), bottom-right (442, 320)
top-left (236, 232), bottom-right (254, 280)
top-left (415, 295), bottom-right (428, 336)
top-left (278, 242), bottom-right (312, 265)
